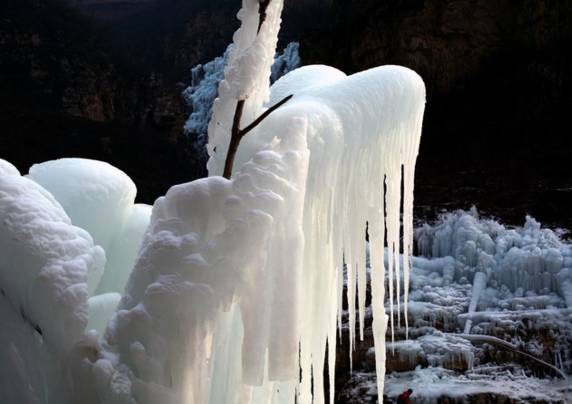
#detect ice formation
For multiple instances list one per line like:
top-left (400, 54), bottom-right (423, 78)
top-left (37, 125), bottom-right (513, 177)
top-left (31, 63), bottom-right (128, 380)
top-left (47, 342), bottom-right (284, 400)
top-left (183, 42), bottom-right (300, 154)
top-left (0, 159), bottom-right (19, 176)
top-left (338, 209), bottom-right (572, 402)
top-left (0, 0), bottom-right (425, 403)
top-left (0, 172), bottom-right (104, 351)
top-left (27, 158), bottom-right (152, 295)
top-left (110, 0), bottom-right (424, 402)
top-left (415, 208), bottom-right (572, 315)
top-left (0, 158), bottom-right (153, 403)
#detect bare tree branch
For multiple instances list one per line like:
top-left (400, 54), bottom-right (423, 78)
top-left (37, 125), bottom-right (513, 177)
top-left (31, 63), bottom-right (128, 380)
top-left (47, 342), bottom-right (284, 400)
top-left (223, 94), bottom-right (294, 179)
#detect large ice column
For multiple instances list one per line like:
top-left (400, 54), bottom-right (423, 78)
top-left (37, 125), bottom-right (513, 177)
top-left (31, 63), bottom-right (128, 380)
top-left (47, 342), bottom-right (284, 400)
top-left (267, 64), bottom-right (425, 402)
top-left (105, 116), bottom-right (310, 404)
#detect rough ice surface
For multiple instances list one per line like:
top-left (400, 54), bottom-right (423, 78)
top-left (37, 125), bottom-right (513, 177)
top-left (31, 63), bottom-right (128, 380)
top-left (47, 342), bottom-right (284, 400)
top-left (183, 42), bottom-right (300, 155)
top-left (415, 208), bottom-right (572, 313)
top-left (0, 158), bottom-right (153, 403)
top-left (0, 172), bottom-right (104, 352)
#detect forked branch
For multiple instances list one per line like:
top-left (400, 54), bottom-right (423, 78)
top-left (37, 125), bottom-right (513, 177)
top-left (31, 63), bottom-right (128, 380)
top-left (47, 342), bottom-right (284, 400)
top-left (222, 94), bottom-right (293, 179)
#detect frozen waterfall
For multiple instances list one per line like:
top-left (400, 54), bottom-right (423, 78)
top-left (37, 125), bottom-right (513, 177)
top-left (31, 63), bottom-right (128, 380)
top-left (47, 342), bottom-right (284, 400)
top-left (0, 0), bottom-right (426, 403)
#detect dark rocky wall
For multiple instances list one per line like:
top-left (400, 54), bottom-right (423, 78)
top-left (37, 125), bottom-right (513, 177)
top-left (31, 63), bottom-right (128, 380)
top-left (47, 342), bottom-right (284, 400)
top-left (1, 0), bottom-right (571, 229)
top-left (0, 0), bottom-right (212, 202)
top-left (301, 0), bottom-right (572, 229)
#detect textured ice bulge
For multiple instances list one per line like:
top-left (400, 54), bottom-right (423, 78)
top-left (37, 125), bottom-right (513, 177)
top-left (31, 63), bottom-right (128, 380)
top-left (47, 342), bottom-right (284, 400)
top-left (0, 173), bottom-right (104, 351)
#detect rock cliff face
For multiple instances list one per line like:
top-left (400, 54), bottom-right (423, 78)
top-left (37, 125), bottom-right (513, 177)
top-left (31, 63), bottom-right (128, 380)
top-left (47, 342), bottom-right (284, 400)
top-left (0, 0), bottom-right (207, 202)
top-left (2, 0), bottom-right (571, 221)
top-left (301, 0), bottom-right (572, 229)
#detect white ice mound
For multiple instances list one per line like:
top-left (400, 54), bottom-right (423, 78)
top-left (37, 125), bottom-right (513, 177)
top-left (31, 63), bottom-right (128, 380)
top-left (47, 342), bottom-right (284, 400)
top-left (28, 158), bottom-right (151, 294)
top-left (0, 159), bottom-right (20, 176)
top-left (0, 174), bottom-right (105, 352)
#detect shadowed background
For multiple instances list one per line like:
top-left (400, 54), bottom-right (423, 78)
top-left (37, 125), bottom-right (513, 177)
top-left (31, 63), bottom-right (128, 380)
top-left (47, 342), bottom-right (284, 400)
top-left (1, 0), bottom-right (571, 228)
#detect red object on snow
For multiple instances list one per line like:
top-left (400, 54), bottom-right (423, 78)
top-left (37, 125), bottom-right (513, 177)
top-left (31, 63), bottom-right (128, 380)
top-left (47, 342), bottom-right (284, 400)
top-left (397, 389), bottom-right (412, 404)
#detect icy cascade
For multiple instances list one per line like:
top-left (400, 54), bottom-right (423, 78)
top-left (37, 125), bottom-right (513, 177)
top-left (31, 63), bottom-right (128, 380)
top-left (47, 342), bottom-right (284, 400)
top-left (101, 1), bottom-right (425, 403)
top-left (415, 209), bottom-right (572, 309)
top-left (0, 1), bottom-right (425, 403)
top-left (183, 42), bottom-right (300, 154)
